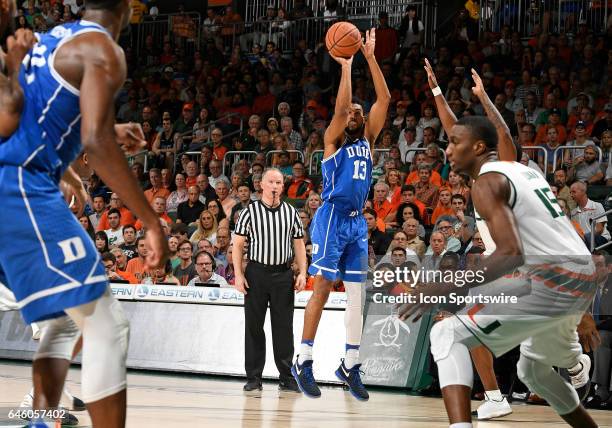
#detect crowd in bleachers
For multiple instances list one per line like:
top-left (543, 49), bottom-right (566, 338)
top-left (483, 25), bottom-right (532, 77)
top-left (12, 0), bottom-right (612, 408)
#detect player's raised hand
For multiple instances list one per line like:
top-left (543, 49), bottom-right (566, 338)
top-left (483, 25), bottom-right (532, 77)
top-left (360, 28), bottom-right (375, 60)
top-left (471, 68), bottom-right (486, 100)
top-left (330, 52), bottom-right (353, 67)
top-left (5, 29), bottom-right (36, 77)
top-left (143, 225), bottom-right (169, 271)
top-left (423, 58), bottom-right (439, 90)
top-left (114, 122), bottom-right (147, 155)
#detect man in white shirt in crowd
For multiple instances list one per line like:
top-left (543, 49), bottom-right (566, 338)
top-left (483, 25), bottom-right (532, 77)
top-left (104, 208), bottom-right (124, 247)
top-left (570, 181), bottom-right (610, 248)
top-left (187, 250), bottom-right (229, 287)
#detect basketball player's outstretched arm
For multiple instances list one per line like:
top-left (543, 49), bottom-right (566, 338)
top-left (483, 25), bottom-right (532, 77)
top-left (425, 60), bottom-right (516, 162)
top-left (424, 58), bottom-right (458, 137)
top-left (361, 29), bottom-right (390, 145)
top-left (77, 33), bottom-right (168, 269)
top-left (470, 68), bottom-right (516, 162)
top-left (399, 173), bottom-right (525, 321)
top-left (324, 53), bottom-right (353, 157)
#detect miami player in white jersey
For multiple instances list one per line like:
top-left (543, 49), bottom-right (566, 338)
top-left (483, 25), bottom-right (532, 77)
top-left (399, 114), bottom-right (600, 427)
top-left (425, 63), bottom-right (598, 422)
top-left (291, 29), bottom-right (390, 400)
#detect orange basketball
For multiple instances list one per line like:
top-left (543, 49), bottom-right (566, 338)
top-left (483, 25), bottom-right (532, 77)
top-left (325, 22), bottom-right (362, 58)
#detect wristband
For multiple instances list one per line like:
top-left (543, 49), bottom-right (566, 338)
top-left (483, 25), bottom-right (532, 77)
top-left (432, 86), bottom-right (442, 97)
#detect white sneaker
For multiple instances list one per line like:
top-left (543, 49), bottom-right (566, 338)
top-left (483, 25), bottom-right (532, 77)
top-left (31, 323), bottom-right (41, 340)
top-left (475, 396), bottom-right (513, 420)
top-left (568, 354), bottom-right (591, 401)
top-left (19, 391), bottom-right (33, 409)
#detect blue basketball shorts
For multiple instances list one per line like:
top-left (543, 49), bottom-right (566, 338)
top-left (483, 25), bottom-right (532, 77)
top-left (307, 202), bottom-right (368, 283)
top-left (0, 166), bottom-right (107, 324)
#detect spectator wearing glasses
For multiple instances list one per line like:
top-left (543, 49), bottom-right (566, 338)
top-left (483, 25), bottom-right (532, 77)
top-left (426, 216), bottom-right (461, 255)
top-left (102, 252), bottom-right (138, 284)
top-left (208, 159), bottom-right (228, 190)
top-left (187, 251), bottom-right (229, 287)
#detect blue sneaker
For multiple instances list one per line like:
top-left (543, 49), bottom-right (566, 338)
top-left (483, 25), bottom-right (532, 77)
top-left (291, 358), bottom-right (321, 398)
top-left (335, 359), bottom-right (369, 401)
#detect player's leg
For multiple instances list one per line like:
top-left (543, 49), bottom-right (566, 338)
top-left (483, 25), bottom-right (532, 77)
top-left (334, 221), bottom-right (369, 400)
top-left (293, 203), bottom-right (340, 397)
top-left (65, 287), bottom-right (129, 427)
top-left (430, 317), bottom-right (479, 426)
top-left (517, 355), bottom-right (597, 428)
top-left (32, 315), bottom-right (81, 409)
top-left (470, 346), bottom-right (512, 419)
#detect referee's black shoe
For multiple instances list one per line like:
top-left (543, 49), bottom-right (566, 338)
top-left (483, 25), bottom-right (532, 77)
top-left (243, 379), bottom-right (263, 391)
top-left (278, 378), bottom-right (300, 392)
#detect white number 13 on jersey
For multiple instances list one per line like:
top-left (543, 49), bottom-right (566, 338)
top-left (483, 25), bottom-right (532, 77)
top-left (352, 160), bottom-right (367, 180)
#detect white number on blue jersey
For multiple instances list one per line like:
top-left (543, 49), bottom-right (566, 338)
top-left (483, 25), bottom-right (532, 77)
top-left (23, 44), bottom-right (48, 85)
top-left (352, 160), bottom-right (367, 180)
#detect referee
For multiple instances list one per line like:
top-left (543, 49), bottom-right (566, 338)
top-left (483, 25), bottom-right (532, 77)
top-left (233, 168), bottom-right (307, 392)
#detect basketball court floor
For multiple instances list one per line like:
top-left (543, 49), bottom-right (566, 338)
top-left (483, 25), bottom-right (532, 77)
top-left (0, 360), bottom-right (611, 427)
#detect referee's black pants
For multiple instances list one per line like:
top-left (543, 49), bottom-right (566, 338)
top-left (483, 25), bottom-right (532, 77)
top-left (244, 262), bottom-right (294, 382)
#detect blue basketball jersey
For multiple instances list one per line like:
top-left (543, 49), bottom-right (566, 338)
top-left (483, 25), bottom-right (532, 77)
top-left (0, 20), bottom-right (111, 181)
top-left (320, 136), bottom-right (372, 212)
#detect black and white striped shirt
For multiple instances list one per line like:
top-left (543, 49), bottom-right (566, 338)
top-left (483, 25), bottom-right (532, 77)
top-left (234, 200), bottom-right (304, 265)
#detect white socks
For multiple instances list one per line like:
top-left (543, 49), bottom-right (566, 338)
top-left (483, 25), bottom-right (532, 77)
top-left (485, 389), bottom-right (503, 401)
top-left (298, 340), bottom-right (313, 365)
top-left (449, 423), bottom-right (472, 428)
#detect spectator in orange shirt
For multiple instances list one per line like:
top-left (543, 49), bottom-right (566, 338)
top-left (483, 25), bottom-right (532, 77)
top-left (126, 237), bottom-right (150, 282)
top-left (252, 80), bottom-right (276, 116)
top-left (534, 109), bottom-right (566, 145)
top-left (96, 193), bottom-right (136, 232)
top-left (404, 152), bottom-right (443, 187)
top-left (135, 196), bottom-right (174, 231)
top-left (184, 160), bottom-right (198, 188)
top-left (373, 182), bottom-right (394, 224)
top-left (286, 160), bottom-right (313, 199)
top-left (211, 127), bottom-right (228, 161)
top-left (430, 186), bottom-right (454, 224)
top-left (144, 168), bottom-right (171, 204)
top-left (102, 252), bottom-right (138, 284)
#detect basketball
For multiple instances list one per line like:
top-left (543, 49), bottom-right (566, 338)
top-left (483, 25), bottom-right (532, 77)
top-left (325, 22), bottom-right (362, 58)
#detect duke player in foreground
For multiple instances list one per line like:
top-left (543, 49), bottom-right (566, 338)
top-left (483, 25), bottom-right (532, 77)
top-left (0, 0), bottom-right (168, 426)
top-left (291, 29), bottom-right (390, 400)
top-left (399, 116), bottom-right (599, 428)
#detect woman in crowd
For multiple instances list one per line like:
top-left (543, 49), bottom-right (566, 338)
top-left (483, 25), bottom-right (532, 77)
top-left (79, 215), bottom-right (95, 240)
top-left (166, 173), bottom-right (189, 214)
top-left (142, 121), bottom-right (158, 151)
top-left (304, 192), bottom-right (322, 218)
top-left (191, 106), bottom-right (213, 150)
top-left (207, 199), bottom-right (229, 229)
top-left (448, 170), bottom-right (470, 204)
top-left (95, 231), bottom-right (109, 254)
top-left (431, 187), bottom-right (454, 225)
top-left (391, 202), bottom-right (422, 230)
top-left (190, 210), bottom-right (219, 246)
